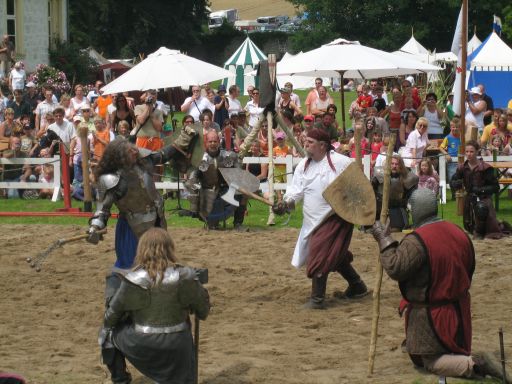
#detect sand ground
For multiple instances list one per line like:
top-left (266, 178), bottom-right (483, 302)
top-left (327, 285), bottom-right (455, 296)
top-left (1, 224), bottom-right (511, 383)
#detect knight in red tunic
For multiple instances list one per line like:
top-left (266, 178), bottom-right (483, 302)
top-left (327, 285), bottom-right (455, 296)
top-left (370, 188), bottom-right (510, 382)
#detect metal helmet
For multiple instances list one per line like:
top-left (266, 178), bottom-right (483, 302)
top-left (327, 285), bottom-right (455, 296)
top-left (409, 188), bottom-right (438, 228)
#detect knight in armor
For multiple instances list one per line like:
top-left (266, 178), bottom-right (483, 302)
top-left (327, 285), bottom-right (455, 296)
top-left (185, 130), bottom-right (246, 230)
top-left (100, 228), bottom-right (210, 384)
top-left (372, 154), bottom-right (418, 231)
top-left (450, 140), bottom-right (511, 239)
top-left (370, 188), bottom-right (510, 383)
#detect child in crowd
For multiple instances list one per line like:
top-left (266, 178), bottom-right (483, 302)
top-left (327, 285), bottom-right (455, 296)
top-left (439, 117), bottom-right (461, 199)
top-left (400, 95), bottom-right (416, 123)
top-left (349, 123), bottom-right (369, 159)
top-left (273, 131), bottom-right (290, 202)
top-left (482, 135), bottom-right (504, 156)
top-left (116, 120), bottom-right (130, 138)
top-left (372, 85), bottom-right (387, 114)
top-left (357, 84), bottom-right (373, 115)
top-left (417, 158), bottom-right (439, 195)
top-left (20, 123), bottom-right (38, 157)
top-left (370, 131), bottom-right (384, 170)
top-left (38, 163), bottom-right (54, 199)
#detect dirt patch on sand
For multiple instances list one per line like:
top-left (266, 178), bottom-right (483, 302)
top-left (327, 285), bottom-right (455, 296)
top-left (1, 224), bottom-right (511, 383)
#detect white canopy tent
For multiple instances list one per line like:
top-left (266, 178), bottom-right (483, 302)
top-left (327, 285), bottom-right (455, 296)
top-left (101, 47), bottom-right (234, 94)
top-left (276, 52), bottom-right (330, 90)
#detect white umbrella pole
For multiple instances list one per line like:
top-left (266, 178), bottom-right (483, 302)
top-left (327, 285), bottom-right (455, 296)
top-left (338, 70), bottom-right (347, 135)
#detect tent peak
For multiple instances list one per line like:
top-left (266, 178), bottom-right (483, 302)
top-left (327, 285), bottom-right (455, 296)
top-left (326, 39), bottom-right (361, 46)
top-left (148, 47), bottom-right (181, 58)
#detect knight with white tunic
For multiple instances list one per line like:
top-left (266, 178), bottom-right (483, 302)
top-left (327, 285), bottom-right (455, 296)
top-left (273, 128), bottom-right (368, 309)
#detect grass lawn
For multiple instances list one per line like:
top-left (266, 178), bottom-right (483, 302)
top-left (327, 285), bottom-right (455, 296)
top-left (1, 194), bottom-right (511, 229)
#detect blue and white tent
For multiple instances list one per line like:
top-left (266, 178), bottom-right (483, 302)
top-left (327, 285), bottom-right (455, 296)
top-left (223, 37), bottom-right (267, 95)
top-left (467, 32), bottom-right (512, 108)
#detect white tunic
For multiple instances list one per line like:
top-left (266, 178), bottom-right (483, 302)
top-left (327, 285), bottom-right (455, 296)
top-left (283, 151), bottom-right (352, 268)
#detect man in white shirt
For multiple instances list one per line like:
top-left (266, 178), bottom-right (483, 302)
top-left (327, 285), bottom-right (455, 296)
top-left (48, 106), bottom-right (76, 153)
top-left (35, 87), bottom-right (59, 133)
top-left (180, 85), bottom-right (206, 122)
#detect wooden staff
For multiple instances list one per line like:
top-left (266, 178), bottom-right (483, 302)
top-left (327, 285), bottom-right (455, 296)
top-left (78, 123), bottom-right (93, 212)
top-left (267, 54), bottom-right (277, 226)
top-left (368, 132), bottom-right (396, 375)
top-left (456, 0), bottom-right (468, 216)
top-left (354, 122), bottom-right (363, 168)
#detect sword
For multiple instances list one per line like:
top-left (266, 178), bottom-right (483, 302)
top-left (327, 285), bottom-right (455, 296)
top-left (26, 229), bottom-right (107, 272)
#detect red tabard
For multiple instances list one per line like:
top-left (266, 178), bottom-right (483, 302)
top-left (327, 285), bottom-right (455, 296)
top-left (405, 221), bottom-right (475, 355)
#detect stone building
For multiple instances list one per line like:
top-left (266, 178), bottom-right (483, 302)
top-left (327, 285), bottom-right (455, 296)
top-left (0, 0), bottom-right (68, 71)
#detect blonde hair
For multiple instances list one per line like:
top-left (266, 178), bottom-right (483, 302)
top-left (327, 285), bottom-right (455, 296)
top-left (415, 117), bottom-right (429, 129)
top-left (134, 228), bottom-right (178, 285)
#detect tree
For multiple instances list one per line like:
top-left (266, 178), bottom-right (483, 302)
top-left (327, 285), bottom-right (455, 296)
top-left (287, 0), bottom-right (510, 53)
top-left (69, 0), bottom-right (209, 58)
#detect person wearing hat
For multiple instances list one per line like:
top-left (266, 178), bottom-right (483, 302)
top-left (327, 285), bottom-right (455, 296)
top-left (273, 128), bottom-right (368, 309)
top-left (276, 82), bottom-right (301, 111)
top-left (278, 86), bottom-right (302, 117)
top-left (213, 84), bottom-right (229, 127)
top-left (273, 131), bottom-right (291, 201)
top-left (465, 86), bottom-right (487, 133)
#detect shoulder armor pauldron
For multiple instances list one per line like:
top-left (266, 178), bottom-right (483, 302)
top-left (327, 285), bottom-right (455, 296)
top-left (373, 167), bottom-right (384, 183)
top-left (125, 268), bottom-right (152, 289)
top-left (97, 173), bottom-right (121, 200)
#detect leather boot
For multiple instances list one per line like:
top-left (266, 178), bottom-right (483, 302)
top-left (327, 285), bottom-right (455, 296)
top-left (104, 348), bottom-right (132, 384)
top-left (303, 274), bottom-right (328, 309)
top-left (233, 204), bottom-right (247, 231)
top-left (338, 263), bottom-right (369, 299)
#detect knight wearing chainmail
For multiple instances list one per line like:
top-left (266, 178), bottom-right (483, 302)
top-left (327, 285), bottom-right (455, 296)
top-left (372, 154), bottom-right (418, 231)
top-left (370, 188), bottom-right (510, 382)
top-left (450, 140), bottom-right (511, 239)
top-left (185, 130), bottom-right (245, 230)
top-left (273, 128), bottom-right (368, 309)
top-left (100, 228), bottom-right (210, 384)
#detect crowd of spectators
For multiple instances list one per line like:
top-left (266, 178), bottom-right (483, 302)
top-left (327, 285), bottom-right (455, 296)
top-left (1, 55), bottom-right (512, 205)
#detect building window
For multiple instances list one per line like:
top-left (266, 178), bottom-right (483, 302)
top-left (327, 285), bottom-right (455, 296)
top-left (6, 0), bottom-right (16, 47)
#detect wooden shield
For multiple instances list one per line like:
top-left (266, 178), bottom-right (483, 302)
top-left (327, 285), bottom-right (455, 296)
top-left (322, 162), bottom-right (376, 226)
top-left (163, 123), bottom-right (204, 169)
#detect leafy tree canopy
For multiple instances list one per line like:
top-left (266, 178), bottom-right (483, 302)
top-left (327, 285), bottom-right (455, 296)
top-left (69, 0), bottom-right (209, 58)
top-left (288, 0), bottom-right (511, 53)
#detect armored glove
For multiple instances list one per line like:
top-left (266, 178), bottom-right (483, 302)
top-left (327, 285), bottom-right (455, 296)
top-left (173, 125), bottom-right (197, 152)
top-left (369, 219), bottom-right (398, 252)
top-left (86, 226), bottom-right (103, 245)
top-left (98, 326), bottom-right (114, 348)
top-left (272, 201), bottom-right (290, 216)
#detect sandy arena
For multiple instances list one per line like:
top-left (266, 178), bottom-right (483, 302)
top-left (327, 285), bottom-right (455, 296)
top-left (1, 224), bottom-right (511, 383)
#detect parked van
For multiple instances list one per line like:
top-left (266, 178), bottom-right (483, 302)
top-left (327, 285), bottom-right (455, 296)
top-left (256, 16), bottom-right (277, 25)
top-left (208, 9), bottom-right (239, 30)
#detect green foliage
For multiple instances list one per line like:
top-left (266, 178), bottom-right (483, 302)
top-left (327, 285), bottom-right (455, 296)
top-left (287, 0), bottom-right (511, 52)
top-left (69, 0), bottom-right (209, 58)
top-left (49, 40), bottom-right (98, 88)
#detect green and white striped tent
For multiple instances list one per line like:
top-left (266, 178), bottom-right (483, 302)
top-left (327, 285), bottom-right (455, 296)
top-left (223, 37), bottom-right (267, 95)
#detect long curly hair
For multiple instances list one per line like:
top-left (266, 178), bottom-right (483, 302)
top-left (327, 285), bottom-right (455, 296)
top-left (134, 228), bottom-right (178, 285)
top-left (94, 138), bottom-right (137, 179)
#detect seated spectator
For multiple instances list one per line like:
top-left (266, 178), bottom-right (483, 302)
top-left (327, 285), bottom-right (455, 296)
top-left (399, 110), bottom-right (418, 149)
top-left (246, 141), bottom-right (268, 182)
top-left (372, 85), bottom-right (387, 114)
top-left (367, 107), bottom-right (389, 136)
top-left (349, 122), bottom-right (369, 159)
top-left (417, 158), bottom-right (439, 195)
top-left (116, 120), bottom-right (130, 139)
top-left (326, 104), bottom-right (340, 135)
top-left (20, 122), bottom-right (38, 157)
top-left (8, 89), bottom-right (31, 120)
top-left (38, 163), bottom-right (54, 199)
top-left (314, 112), bottom-right (339, 141)
top-left (450, 140), bottom-right (511, 239)
top-left (401, 117), bottom-right (429, 169)
top-left (1, 136), bottom-right (36, 199)
top-left (356, 84), bottom-right (373, 115)
top-left (0, 107), bottom-right (16, 138)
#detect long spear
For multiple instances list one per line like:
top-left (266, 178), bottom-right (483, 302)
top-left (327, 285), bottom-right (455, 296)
top-left (456, 0), bottom-right (468, 216)
top-left (368, 133), bottom-right (396, 375)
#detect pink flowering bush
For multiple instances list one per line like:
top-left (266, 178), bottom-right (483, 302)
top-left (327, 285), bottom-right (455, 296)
top-left (27, 64), bottom-right (71, 93)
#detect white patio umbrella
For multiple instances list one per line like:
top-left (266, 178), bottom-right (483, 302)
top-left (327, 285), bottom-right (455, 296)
top-left (101, 47), bottom-right (234, 94)
top-left (277, 39), bottom-right (441, 130)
